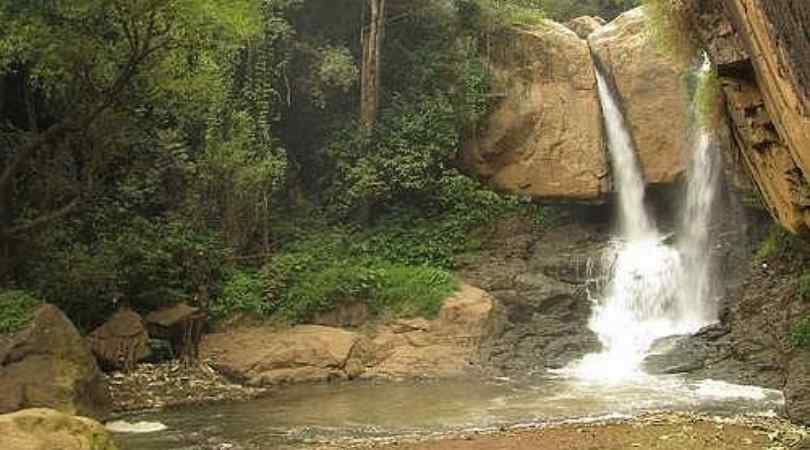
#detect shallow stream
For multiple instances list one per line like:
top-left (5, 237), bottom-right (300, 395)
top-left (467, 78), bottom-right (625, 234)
top-left (114, 374), bottom-right (783, 449)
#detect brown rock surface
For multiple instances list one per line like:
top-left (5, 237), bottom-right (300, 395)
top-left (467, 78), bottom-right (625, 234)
top-left (202, 284), bottom-right (497, 384)
top-left (463, 22), bottom-right (608, 200)
top-left (88, 308), bottom-right (149, 371)
top-left (589, 7), bottom-right (690, 185)
top-left (365, 284), bottom-right (495, 378)
top-left (0, 305), bottom-right (112, 420)
top-left (203, 325), bottom-right (371, 386)
top-left (0, 408), bottom-right (117, 450)
top-left (564, 16), bottom-right (606, 39)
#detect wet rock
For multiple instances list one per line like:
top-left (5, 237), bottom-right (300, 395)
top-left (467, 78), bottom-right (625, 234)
top-left (0, 408), bottom-right (117, 450)
top-left (88, 307), bottom-right (150, 371)
top-left (473, 217), bottom-right (605, 373)
top-left (0, 305), bottom-right (112, 420)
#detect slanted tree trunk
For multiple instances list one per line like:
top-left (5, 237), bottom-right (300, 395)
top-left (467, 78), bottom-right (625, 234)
top-left (360, 0), bottom-right (386, 129)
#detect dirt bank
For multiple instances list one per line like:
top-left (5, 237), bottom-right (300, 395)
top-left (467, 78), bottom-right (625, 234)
top-left (354, 413), bottom-right (806, 450)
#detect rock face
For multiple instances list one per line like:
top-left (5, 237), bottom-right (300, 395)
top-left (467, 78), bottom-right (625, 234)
top-left (463, 22), bottom-right (608, 201)
top-left (203, 325), bottom-right (370, 385)
top-left (0, 305), bottom-right (111, 420)
top-left (470, 217), bottom-right (603, 372)
top-left (203, 285), bottom-right (496, 385)
top-left (364, 284), bottom-right (495, 378)
top-left (685, 0), bottom-right (810, 233)
top-left (589, 7), bottom-right (690, 185)
top-left (0, 408), bottom-right (117, 450)
top-left (565, 16), bottom-right (606, 39)
top-left (88, 308), bottom-right (150, 371)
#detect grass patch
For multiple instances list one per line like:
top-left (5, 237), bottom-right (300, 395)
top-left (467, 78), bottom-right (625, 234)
top-left (799, 271), bottom-right (810, 301)
top-left (0, 290), bottom-right (41, 333)
top-left (791, 316), bottom-right (810, 348)
top-left (756, 225), bottom-right (803, 260)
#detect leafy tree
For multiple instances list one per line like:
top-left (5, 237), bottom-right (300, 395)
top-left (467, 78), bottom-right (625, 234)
top-left (0, 0), bottom-right (263, 277)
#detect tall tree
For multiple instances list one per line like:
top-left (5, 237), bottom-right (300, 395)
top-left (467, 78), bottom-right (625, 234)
top-left (360, 0), bottom-right (386, 129)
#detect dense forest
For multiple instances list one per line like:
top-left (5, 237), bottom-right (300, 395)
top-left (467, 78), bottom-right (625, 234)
top-left (0, 0), bottom-right (641, 330)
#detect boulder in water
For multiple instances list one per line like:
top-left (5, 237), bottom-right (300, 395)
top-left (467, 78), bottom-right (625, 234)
top-left (0, 305), bottom-right (112, 420)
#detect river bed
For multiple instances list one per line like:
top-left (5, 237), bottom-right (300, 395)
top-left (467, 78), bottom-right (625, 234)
top-left (113, 373), bottom-right (784, 450)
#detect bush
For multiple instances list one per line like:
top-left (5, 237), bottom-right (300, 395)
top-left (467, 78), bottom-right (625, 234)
top-left (211, 269), bottom-right (269, 319)
top-left (0, 290), bottom-right (41, 333)
top-left (799, 271), bottom-right (810, 301)
top-left (791, 316), bottom-right (810, 348)
top-left (756, 225), bottom-right (803, 261)
top-left (24, 217), bottom-right (230, 330)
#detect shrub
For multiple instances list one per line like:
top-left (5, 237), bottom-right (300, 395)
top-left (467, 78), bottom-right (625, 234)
top-left (756, 225), bottom-right (803, 261)
top-left (799, 271), bottom-right (810, 301)
top-left (791, 316), bottom-right (810, 348)
top-left (211, 269), bottom-right (269, 319)
top-left (0, 290), bottom-right (41, 333)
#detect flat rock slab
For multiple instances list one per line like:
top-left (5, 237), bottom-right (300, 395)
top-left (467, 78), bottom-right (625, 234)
top-left (202, 284), bottom-right (497, 385)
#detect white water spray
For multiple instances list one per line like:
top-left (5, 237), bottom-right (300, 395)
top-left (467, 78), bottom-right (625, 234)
top-left (570, 64), bottom-right (720, 382)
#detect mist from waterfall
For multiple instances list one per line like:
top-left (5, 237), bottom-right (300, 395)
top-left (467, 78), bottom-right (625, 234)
top-left (569, 64), bottom-right (720, 382)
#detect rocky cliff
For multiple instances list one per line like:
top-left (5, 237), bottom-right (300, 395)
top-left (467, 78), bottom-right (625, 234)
top-left (685, 0), bottom-right (810, 234)
top-left (463, 22), bottom-right (609, 201)
top-left (464, 11), bottom-right (696, 201)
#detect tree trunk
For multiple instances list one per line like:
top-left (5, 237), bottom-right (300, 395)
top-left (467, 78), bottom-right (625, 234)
top-left (360, 0), bottom-right (386, 129)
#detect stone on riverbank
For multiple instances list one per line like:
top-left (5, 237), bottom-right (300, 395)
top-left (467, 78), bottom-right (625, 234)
top-left (0, 408), bottom-right (117, 450)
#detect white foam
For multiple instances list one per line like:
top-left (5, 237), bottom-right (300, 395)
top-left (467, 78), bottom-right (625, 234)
top-left (106, 420), bottom-right (168, 433)
top-left (693, 380), bottom-right (772, 401)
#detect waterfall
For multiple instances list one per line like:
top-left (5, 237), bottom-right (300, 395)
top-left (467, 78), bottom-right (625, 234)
top-left (569, 64), bottom-right (720, 382)
top-left (594, 70), bottom-right (654, 241)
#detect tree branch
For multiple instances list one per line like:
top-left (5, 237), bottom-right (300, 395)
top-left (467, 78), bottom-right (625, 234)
top-left (3, 197), bottom-right (80, 236)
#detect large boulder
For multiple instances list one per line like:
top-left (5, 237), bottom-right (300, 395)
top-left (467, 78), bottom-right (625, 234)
top-left (564, 16), bottom-right (606, 39)
top-left (0, 408), bottom-right (117, 450)
top-left (203, 325), bottom-right (371, 386)
top-left (202, 284), bottom-right (498, 384)
top-left (463, 21), bottom-right (608, 201)
top-left (0, 305), bottom-right (112, 420)
top-left (87, 308), bottom-right (150, 371)
top-left (684, 0), bottom-right (810, 233)
top-left (589, 7), bottom-right (690, 185)
top-left (364, 284), bottom-right (496, 378)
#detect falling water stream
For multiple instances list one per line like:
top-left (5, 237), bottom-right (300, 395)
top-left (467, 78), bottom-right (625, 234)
top-left (113, 63), bottom-right (784, 450)
top-left (569, 66), bottom-right (719, 382)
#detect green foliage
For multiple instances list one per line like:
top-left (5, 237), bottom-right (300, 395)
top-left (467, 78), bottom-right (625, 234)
top-left (25, 218), bottom-right (229, 329)
top-left (456, 0), bottom-right (547, 29)
top-left (212, 269), bottom-right (269, 319)
top-left (756, 225), bottom-right (804, 261)
top-left (0, 290), bottom-right (41, 333)
top-left (326, 94), bottom-right (460, 216)
top-left (541, 0), bottom-right (639, 21)
top-left (640, 0), bottom-right (700, 65)
top-left (791, 316), bottom-right (810, 348)
top-left (694, 67), bottom-right (723, 129)
top-left (799, 271), bottom-right (810, 301)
